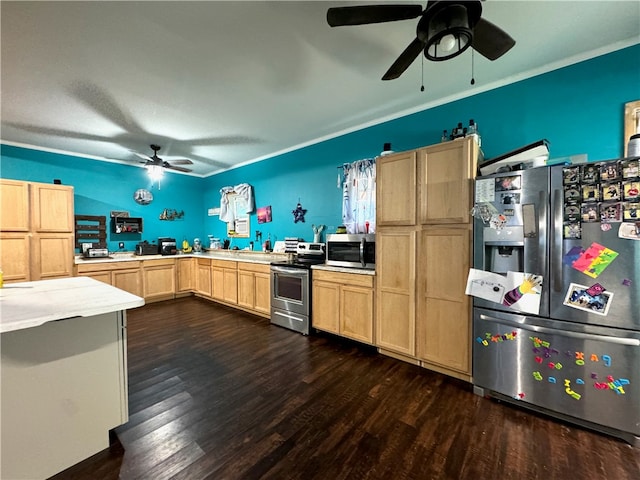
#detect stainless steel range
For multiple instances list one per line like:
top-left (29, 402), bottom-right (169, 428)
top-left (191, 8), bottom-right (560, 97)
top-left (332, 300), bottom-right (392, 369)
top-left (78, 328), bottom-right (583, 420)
top-left (270, 242), bottom-right (325, 335)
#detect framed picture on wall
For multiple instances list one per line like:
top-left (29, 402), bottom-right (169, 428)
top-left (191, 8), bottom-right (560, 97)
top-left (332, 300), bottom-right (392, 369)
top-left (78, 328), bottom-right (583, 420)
top-left (257, 206), bottom-right (272, 224)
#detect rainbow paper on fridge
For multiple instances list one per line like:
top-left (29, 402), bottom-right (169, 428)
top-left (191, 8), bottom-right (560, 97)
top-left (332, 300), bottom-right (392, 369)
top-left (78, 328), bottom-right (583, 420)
top-left (571, 242), bottom-right (619, 278)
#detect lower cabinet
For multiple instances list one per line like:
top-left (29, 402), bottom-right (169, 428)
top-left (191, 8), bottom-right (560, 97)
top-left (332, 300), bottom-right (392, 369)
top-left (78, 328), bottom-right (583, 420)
top-left (142, 258), bottom-right (176, 302)
top-left (312, 269), bottom-right (375, 345)
top-left (76, 261), bottom-right (143, 298)
top-left (416, 226), bottom-right (472, 377)
top-left (211, 259), bottom-right (237, 304)
top-left (195, 258), bottom-right (212, 297)
top-left (176, 257), bottom-right (195, 294)
top-left (237, 262), bottom-right (271, 316)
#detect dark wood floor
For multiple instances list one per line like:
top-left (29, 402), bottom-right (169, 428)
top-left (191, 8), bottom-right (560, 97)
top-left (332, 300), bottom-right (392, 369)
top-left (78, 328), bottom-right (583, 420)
top-left (52, 296), bottom-right (639, 480)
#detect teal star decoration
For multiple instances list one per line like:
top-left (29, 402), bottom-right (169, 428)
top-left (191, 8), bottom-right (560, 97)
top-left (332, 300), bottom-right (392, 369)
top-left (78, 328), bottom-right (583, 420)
top-left (292, 202), bottom-right (307, 223)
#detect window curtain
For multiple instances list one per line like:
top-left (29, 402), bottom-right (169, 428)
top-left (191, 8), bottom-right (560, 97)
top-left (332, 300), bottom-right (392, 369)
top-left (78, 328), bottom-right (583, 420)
top-left (341, 159), bottom-right (376, 234)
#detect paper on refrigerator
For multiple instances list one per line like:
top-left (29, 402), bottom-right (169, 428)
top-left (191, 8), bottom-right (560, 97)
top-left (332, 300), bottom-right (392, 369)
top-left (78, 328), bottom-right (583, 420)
top-left (466, 268), bottom-right (543, 315)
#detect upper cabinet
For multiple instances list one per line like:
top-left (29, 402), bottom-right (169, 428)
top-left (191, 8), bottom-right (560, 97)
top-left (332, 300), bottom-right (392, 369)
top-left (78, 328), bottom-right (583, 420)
top-left (30, 183), bottom-right (75, 233)
top-left (1, 180), bottom-right (30, 231)
top-left (376, 150), bottom-right (417, 226)
top-left (418, 137), bottom-right (479, 225)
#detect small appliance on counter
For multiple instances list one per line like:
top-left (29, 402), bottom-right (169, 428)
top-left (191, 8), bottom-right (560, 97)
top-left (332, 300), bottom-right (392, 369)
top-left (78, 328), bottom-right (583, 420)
top-left (135, 241), bottom-right (158, 256)
top-left (296, 242), bottom-right (325, 264)
top-left (193, 238), bottom-right (202, 253)
top-left (326, 233), bottom-right (375, 269)
top-left (83, 247), bottom-right (110, 258)
top-left (158, 237), bottom-right (177, 255)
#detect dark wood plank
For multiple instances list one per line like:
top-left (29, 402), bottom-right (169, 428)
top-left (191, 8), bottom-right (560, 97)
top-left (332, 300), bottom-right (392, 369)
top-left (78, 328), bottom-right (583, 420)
top-left (50, 297), bottom-right (640, 480)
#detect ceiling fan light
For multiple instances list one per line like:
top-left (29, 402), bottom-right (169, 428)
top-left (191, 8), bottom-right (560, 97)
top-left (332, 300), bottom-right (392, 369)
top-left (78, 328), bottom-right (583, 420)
top-left (425, 4), bottom-right (472, 62)
top-left (147, 165), bottom-right (164, 181)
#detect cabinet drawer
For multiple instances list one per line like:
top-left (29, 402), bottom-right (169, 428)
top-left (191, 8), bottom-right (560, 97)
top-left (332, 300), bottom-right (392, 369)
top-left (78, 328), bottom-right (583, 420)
top-left (237, 262), bottom-right (270, 274)
top-left (313, 269), bottom-right (374, 288)
top-left (211, 259), bottom-right (237, 269)
top-left (143, 258), bottom-right (175, 267)
top-left (77, 261), bottom-right (141, 273)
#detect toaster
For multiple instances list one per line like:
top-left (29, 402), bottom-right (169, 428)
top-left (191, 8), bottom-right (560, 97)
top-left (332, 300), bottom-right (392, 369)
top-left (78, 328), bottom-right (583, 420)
top-left (135, 241), bottom-right (158, 256)
top-left (83, 247), bottom-right (110, 258)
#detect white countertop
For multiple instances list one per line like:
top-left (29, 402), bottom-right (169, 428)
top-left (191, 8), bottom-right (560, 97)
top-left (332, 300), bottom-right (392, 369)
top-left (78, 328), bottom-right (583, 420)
top-left (0, 276), bottom-right (145, 333)
top-left (75, 250), bottom-right (289, 265)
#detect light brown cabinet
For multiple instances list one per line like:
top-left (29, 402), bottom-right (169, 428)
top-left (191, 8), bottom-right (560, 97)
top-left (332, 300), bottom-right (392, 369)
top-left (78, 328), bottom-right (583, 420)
top-left (237, 262), bottom-right (271, 316)
top-left (313, 269), bottom-right (375, 345)
top-left (76, 260), bottom-right (143, 297)
top-left (195, 258), bottom-right (212, 297)
top-left (418, 138), bottom-right (478, 224)
top-left (142, 258), bottom-right (176, 302)
top-left (211, 259), bottom-right (238, 305)
top-left (416, 226), bottom-right (472, 376)
top-left (375, 229), bottom-right (416, 356)
top-left (376, 150), bottom-right (417, 226)
top-left (0, 179), bottom-right (74, 282)
top-left (176, 257), bottom-right (195, 294)
top-left (375, 138), bottom-right (478, 380)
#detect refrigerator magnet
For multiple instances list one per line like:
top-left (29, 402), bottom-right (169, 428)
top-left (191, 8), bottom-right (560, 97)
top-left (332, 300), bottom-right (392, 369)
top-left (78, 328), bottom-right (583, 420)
top-left (601, 182), bottom-right (621, 201)
top-left (581, 164), bottom-right (600, 184)
top-left (563, 166), bottom-right (580, 184)
top-left (622, 202), bottom-right (639, 220)
top-left (623, 180), bottom-right (639, 200)
top-left (600, 162), bottom-right (620, 181)
top-left (622, 159), bottom-right (639, 178)
top-left (563, 283), bottom-right (614, 316)
top-left (618, 222), bottom-right (640, 241)
top-left (564, 185), bottom-right (580, 203)
top-left (563, 221), bottom-right (582, 239)
top-left (580, 204), bottom-right (599, 222)
top-left (599, 202), bottom-right (623, 223)
top-left (582, 184), bottom-right (600, 202)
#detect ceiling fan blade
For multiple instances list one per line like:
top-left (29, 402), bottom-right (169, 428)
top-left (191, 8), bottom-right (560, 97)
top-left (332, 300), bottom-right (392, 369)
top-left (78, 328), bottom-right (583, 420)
top-left (472, 17), bottom-right (516, 61)
top-left (327, 5), bottom-right (423, 27)
top-left (382, 37), bottom-right (425, 80)
top-left (165, 164), bottom-right (192, 173)
top-left (167, 159), bottom-right (193, 165)
top-left (134, 152), bottom-right (150, 161)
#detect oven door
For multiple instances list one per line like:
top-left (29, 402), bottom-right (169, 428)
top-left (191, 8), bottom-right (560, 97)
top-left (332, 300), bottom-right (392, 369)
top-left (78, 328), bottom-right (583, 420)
top-left (270, 265), bottom-right (309, 316)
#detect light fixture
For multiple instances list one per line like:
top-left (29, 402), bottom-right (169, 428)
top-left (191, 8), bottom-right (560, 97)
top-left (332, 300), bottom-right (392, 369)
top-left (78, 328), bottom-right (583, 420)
top-left (424, 3), bottom-right (474, 62)
top-left (147, 165), bottom-right (164, 188)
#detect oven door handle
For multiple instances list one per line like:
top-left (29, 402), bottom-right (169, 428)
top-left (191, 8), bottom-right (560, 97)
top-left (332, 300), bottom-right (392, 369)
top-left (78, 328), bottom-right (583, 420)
top-left (270, 265), bottom-right (307, 276)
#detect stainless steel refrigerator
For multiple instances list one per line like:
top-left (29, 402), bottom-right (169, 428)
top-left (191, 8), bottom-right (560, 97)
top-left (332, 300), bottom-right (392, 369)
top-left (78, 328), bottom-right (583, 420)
top-left (471, 158), bottom-right (640, 446)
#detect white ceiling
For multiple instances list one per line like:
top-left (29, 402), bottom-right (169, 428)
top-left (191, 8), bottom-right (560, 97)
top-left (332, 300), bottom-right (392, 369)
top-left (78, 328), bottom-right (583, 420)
top-left (1, 1), bottom-right (639, 177)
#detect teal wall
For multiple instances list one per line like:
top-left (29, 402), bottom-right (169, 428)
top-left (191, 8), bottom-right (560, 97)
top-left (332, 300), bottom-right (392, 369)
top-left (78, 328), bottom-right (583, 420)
top-left (2, 44), bottom-right (639, 251)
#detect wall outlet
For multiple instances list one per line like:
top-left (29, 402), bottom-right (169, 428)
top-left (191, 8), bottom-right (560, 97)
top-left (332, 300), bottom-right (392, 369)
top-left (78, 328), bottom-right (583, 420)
top-left (118, 242), bottom-right (125, 249)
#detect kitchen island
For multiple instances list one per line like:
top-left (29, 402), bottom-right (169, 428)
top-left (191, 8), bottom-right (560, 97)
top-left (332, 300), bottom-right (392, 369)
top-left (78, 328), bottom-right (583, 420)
top-left (0, 276), bottom-right (144, 480)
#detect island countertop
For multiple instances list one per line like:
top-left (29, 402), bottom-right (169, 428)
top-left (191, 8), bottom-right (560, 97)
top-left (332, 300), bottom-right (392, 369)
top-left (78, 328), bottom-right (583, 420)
top-left (0, 276), bottom-right (145, 333)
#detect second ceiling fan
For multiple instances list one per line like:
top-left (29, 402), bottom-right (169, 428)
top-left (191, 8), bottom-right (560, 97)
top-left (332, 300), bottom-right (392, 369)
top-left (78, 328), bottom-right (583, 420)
top-left (327, 1), bottom-right (516, 80)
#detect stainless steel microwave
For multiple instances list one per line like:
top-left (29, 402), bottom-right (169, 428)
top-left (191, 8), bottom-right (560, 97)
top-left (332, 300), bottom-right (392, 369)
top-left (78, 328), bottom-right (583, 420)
top-left (325, 233), bottom-right (375, 269)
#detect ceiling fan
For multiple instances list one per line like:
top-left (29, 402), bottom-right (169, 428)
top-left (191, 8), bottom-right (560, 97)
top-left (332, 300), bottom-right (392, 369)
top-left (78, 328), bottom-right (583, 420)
top-left (135, 144), bottom-right (193, 173)
top-left (327, 0), bottom-right (515, 80)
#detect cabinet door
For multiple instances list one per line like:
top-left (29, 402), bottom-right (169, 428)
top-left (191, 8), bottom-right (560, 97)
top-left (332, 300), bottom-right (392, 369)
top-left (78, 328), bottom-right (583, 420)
top-left (196, 260), bottom-right (212, 296)
top-left (377, 151), bottom-right (417, 226)
top-left (81, 271), bottom-right (112, 285)
top-left (31, 234), bottom-right (74, 280)
top-left (254, 271), bottom-right (271, 315)
top-left (176, 258), bottom-right (194, 292)
top-left (143, 260), bottom-right (176, 301)
top-left (30, 183), bottom-right (74, 232)
top-left (418, 137), bottom-right (478, 224)
top-left (375, 229), bottom-right (416, 355)
top-left (0, 180), bottom-right (30, 231)
top-left (340, 285), bottom-right (374, 344)
top-left (211, 266), bottom-right (224, 300)
top-left (0, 233), bottom-right (30, 282)
top-left (223, 269), bottom-right (238, 304)
top-left (112, 268), bottom-right (143, 297)
top-left (416, 226), bottom-right (472, 374)
top-left (237, 270), bottom-right (255, 310)
top-left (312, 280), bottom-right (340, 334)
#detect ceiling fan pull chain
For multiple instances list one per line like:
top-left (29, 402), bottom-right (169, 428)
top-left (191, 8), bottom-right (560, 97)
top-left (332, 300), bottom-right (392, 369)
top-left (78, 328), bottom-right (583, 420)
top-left (470, 48), bottom-right (476, 85)
top-left (420, 55), bottom-right (425, 92)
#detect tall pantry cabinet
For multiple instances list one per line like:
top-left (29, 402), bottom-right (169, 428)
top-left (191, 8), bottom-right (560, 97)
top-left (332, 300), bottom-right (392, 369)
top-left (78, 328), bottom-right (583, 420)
top-left (1, 179), bottom-right (75, 283)
top-left (375, 137), bottom-right (479, 381)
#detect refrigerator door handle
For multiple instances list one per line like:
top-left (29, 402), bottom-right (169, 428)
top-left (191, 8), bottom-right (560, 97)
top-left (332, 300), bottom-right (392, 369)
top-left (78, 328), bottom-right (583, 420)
top-left (551, 188), bottom-right (563, 292)
top-left (478, 313), bottom-right (640, 346)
